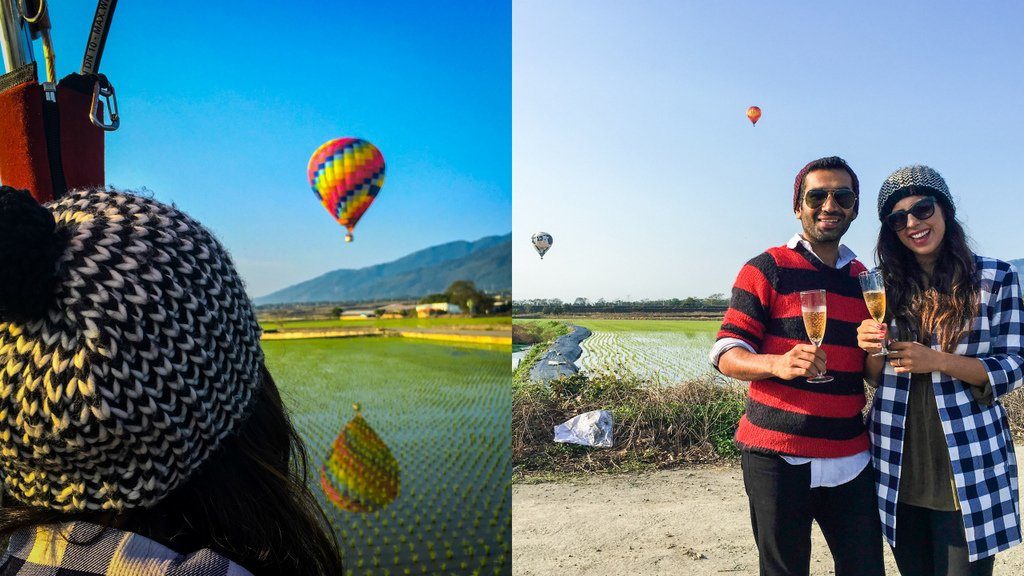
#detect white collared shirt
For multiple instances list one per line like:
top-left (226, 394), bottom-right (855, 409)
top-left (710, 233), bottom-right (869, 486)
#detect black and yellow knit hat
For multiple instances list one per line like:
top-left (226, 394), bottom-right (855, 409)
top-left (0, 186), bottom-right (263, 512)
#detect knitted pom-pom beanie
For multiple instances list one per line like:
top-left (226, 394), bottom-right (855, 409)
top-left (0, 186), bottom-right (263, 512)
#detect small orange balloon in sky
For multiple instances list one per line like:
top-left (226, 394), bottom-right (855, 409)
top-left (746, 106), bottom-right (762, 126)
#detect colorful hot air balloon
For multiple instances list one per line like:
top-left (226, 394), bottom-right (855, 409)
top-left (307, 138), bottom-right (386, 242)
top-left (746, 106), bottom-right (762, 126)
top-left (532, 232), bottom-right (553, 259)
top-left (320, 404), bottom-right (400, 513)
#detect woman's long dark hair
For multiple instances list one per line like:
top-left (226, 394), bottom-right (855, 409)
top-left (876, 201), bottom-right (978, 352)
top-left (0, 364), bottom-right (344, 575)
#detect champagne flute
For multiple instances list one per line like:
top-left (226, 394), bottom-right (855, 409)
top-left (858, 269), bottom-right (890, 356)
top-left (799, 289), bottom-right (833, 383)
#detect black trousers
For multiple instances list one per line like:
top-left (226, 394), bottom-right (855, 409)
top-left (892, 501), bottom-right (995, 576)
top-left (741, 450), bottom-right (885, 576)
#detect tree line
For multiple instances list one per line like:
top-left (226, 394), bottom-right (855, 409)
top-left (512, 293), bottom-right (729, 315)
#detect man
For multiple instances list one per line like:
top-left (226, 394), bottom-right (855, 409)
top-left (710, 157), bottom-right (885, 576)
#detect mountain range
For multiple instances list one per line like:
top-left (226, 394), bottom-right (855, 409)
top-left (255, 233), bottom-right (511, 305)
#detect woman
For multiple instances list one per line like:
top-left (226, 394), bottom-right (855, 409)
top-left (0, 187), bottom-right (343, 575)
top-left (858, 166), bottom-right (1023, 575)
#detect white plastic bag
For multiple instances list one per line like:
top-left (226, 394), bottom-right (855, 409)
top-left (553, 409), bottom-right (613, 448)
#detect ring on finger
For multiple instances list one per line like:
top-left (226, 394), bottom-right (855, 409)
top-left (895, 357), bottom-right (902, 367)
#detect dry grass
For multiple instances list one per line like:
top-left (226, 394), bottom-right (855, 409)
top-left (512, 320), bottom-right (570, 345)
top-left (1004, 389), bottom-right (1024, 436)
top-left (512, 373), bottom-right (745, 477)
top-left (515, 375), bottom-right (1024, 480)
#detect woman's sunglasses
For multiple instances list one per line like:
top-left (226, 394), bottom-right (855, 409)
top-left (803, 188), bottom-right (857, 210)
top-left (885, 196), bottom-right (937, 231)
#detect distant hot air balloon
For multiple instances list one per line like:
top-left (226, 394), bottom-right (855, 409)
top-left (307, 138), bottom-right (386, 243)
top-left (746, 106), bottom-right (762, 126)
top-left (320, 404), bottom-right (400, 513)
top-left (532, 232), bottom-right (553, 259)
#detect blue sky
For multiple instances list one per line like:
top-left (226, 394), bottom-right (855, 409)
top-left (514, 1), bottom-right (1024, 301)
top-left (32, 1), bottom-right (510, 297)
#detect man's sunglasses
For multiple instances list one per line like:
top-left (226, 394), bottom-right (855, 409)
top-left (885, 196), bottom-right (937, 232)
top-left (803, 188), bottom-right (857, 210)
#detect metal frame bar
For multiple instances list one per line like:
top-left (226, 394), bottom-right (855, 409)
top-left (0, 0), bottom-right (35, 75)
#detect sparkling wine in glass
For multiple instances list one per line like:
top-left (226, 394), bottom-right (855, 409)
top-left (799, 289), bottom-right (833, 383)
top-left (858, 269), bottom-right (890, 356)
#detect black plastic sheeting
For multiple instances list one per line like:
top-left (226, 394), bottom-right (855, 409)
top-left (529, 324), bottom-right (592, 383)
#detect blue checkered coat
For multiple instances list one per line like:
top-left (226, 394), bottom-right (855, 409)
top-left (868, 256), bottom-right (1024, 561)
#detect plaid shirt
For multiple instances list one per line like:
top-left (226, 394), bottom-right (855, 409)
top-left (868, 256), bottom-right (1024, 561)
top-left (0, 522), bottom-right (253, 576)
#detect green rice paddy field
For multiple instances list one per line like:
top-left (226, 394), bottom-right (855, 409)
top-left (263, 337), bottom-right (510, 576)
top-left (519, 318), bottom-right (732, 385)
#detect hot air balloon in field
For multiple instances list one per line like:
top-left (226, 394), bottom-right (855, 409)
top-left (746, 106), bottom-right (762, 126)
top-left (307, 138), bottom-right (386, 242)
top-left (320, 404), bottom-right (400, 513)
top-left (532, 232), bottom-right (553, 259)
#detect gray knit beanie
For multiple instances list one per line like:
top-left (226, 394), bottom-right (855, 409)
top-left (0, 186), bottom-right (263, 512)
top-left (877, 165), bottom-right (955, 221)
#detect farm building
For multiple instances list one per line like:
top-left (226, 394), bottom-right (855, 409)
top-left (380, 303), bottom-right (416, 319)
top-left (415, 303), bottom-right (462, 318)
top-left (340, 309), bottom-right (378, 319)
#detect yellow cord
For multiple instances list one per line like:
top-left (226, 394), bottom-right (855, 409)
top-left (41, 29), bottom-right (54, 83)
top-left (17, 0), bottom-right (56, 82)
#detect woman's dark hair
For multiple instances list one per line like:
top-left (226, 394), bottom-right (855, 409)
top-left (0, 364), bottom-right (344, 576)
top-left (876, 201), bottom-right (977, 352)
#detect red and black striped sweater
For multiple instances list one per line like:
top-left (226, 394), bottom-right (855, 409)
top-left (718, 243), bottom-right (871, 457)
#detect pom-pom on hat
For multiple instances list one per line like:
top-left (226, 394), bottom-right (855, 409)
top-left (0, 186), bottom-right (263, 512)
top-left (877, 165), bottom-right (955, 221)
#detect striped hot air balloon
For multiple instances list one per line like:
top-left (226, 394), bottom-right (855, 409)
top-left (307, 138), bottom-right (386, 242)
top-left (320, 404), bottom-right (400, 513)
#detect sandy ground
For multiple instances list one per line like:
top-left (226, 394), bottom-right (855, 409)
top-left (513, 464), bottom-right (1024, 575)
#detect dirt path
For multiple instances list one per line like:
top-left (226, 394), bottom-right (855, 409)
top-left (513, 465), bottom-right (1024, 575)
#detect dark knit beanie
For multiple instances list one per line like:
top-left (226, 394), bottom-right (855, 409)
top-left (793, 156), bottom-right (860, 213)
top-left (0, 186), bottom-right (263, 512)
top-left (877, 165), bottom-right (955, 221)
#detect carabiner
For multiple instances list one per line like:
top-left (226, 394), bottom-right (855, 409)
top-left (89, 74), bottom-right (119, 131)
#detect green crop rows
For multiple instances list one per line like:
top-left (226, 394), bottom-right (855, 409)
top-left (570, 319), bottom-right (738, 386)
top-left (263, 337), bottom-right (511, 576)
